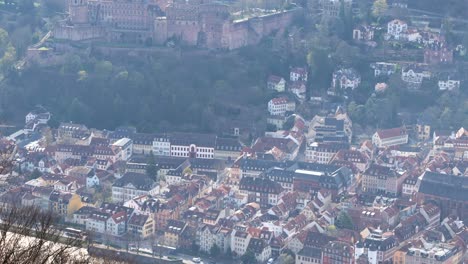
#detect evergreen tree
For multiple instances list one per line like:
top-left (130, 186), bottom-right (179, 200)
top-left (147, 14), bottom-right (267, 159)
top-left (146, 152), bottom-right (158, 181)
top-left (210, 244), bottom-right (221, 257)
top-left (372, 0), bottom-right (388, 19)
top-left (336, 211), bottom-right (354, 230)
top-left (241, 251), bottom-right (257, 264)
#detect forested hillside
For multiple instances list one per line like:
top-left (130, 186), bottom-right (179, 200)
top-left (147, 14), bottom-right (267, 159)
top-left (1, 45), bottom-right (294, 132)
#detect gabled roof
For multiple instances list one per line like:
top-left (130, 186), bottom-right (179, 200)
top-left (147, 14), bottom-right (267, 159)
top-left (248, 238), bottom-right (268, 254)
top-left (364, 164), bottom-right (397, 178)
top-left (388, 19), bottom-right (407, 25)
top-left (113, 172), bottom-right (156, 191)
top-left (170, 132), bottom-right (216, 148)
top-left (418, 171), bottom-right (468, 201)
top-left (269, 97), bottom-right (291, 105)
top-left (239, 176), bottom-right (283, 194)
top-left (268, 75), bottom-right (284, 84)
top-left (376, 127), bottom-right (407, 139)
top-left (128, 213), bottom-right (150, 227)
top-left (333, 68), bottom-right (360, 81)
top-left (291, 67), bottom-right (308, 76)
top-left (110, 211), bottom-right (127, 224)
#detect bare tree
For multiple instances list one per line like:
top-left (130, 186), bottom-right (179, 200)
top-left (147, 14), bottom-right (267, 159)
top-left (0, 206), bottom-right (88, 263)
top-left (0, 138), bottom-right (134, 263)
top-left (0, 140), bottom-right (17, 176)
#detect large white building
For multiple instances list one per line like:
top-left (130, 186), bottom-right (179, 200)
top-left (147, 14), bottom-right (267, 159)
top-left (169, 133), bottom-right (216, 159)
top-left (111, 138), bottom-right (133, 161)
top-left (387, 19), bottom-right (408, 40)
top-left (438, 75), bottom-right (461, 91)
top-left (290, 67), bottom-right (308, 82)
top-left (372, 127), bottom-right (408, 148)
top-left (111, 172), bottom-right (158, 203)
top-left (305, 142), bottom-right (349, 164)
top-left (25, 107), bottom-right (51, 132)
top-left (231, 228), bottom-right (252, 257)
top-left (199, 225), bottom-right (232, 255)
top-left (152, 135), bottom-right (171, 156)
top-left (84, 204), bottom-right (133, 237)
top-left (267, 97), bottom-right (296, 116)
top-left (401, 66), bottom-right (431, 88)
top-left (332, 68), bottom-right (361, 91)
top-left (371, 62), bottom-right (398, 77)
top-left (106, 211), bottom-right (127, 236)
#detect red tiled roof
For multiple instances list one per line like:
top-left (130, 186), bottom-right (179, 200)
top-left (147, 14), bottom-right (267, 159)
top-left (376, 127), bottom-right (407, 139)
top-left (270, 97), bottom-right (290, 105)
top-left (268, 75), bottom-right (283, 84)
top-left (291, 67), bottom-right (307, 75)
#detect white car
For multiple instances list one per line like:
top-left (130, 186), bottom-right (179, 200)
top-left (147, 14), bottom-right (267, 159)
top-left (267, 258), bottom-right (274, 264)
top-left (192, 257), bottom-right (201, 263)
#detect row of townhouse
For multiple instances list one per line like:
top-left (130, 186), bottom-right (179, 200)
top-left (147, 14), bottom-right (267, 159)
top-left (372, 61), bottom-right (461, 91)
top-left (232, 159), bottom-right (354, 203)
top-left (73, 203), bottom-right (154, 238)
top-left (305, 142), bottom-right (349, 164)
top-left (0, 186), bottom-right (84, 220)
top-left (111, 172), bottom-right (159, 203)
top-left (54, 140), bottom-right (132, 163)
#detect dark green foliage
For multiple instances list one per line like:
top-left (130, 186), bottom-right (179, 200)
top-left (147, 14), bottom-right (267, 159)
top-left (408, 0), bottom-right (468, 19)
top-left (209, 244), bottom-right (221, 257)
top-left (1, 46), bottom-right (291, 132)
top-left (283, 115), bottom-right (295, 130)
top-left (335, 211), bottom-right (354, 230)
top-left (241, 250), bottom-right (257, 264)
top-left (29, 168), bottom-right (42, 180)
top-left (146, 152), bottom-right (158, 181)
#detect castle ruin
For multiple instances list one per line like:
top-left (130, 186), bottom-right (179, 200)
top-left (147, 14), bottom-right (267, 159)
top-left (53, 0), bottom-right (299, 50)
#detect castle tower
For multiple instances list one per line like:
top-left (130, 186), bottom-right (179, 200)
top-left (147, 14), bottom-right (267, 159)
top-left (69, 0), bottom-right (89, 25)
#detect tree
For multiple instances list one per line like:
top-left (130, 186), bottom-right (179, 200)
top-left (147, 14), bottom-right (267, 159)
top-left (347, 101), bottom-right (366, 125)
top-left (372, 0), bottom-right (388, 19)
top-left (0, 206), bottom-right (86, 263)
top-left (41, 126), bottom-right (54, 146)
top-left (278, 253), bottom-right (295, 264)
top-left (336, 211), bottom-right (354, 230)
top-left (241, 250), bottom-right (257, 264)
top-left (18, 0), bottom-right (35, 12)
top-left (338, 0), bottom-right (353, 40)
top-left (0, 45), bottom-right (16, 75)
top-left (0, 28), bottom-right (10, 56)
top-left (10, 26), bottom-right (32, 56)
top-left (146, 152), bottom-right (158, 181)
top-left (333, 41), bottom-right (360, 65)
top-left (77, 70), bottom-right (88, 82)
top-left (94, 60), bottom-right (113, 79)
top-left (182, 167), bottom-right (193, 176)
top-left (68, 97), bottom-right (91, 124)
top-left (283, 115), bottom-right (295, 130)
top-left (30, 168), bottom-right (42, 180)
top-left (0, 28), bottom-right (17, 76)
top-left (441, 17), bottom-right (455, 45)
top-left (41, 0), bottom-right (66, 14)
top-left (0, 141), bottom-right (16, 177)
top-left (210, 244), bottom-right (221, 257)
top-left (306, 51), bottom-right (314, 67)
top-left (439, 107), bottom-right (454, 128)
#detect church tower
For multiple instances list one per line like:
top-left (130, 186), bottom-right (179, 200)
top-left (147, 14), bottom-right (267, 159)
top-left (69, 0), bottom-right (89, 24)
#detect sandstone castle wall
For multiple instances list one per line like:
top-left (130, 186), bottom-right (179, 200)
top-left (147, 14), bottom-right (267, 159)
top-left (54, 0), bottom-right (299, 50)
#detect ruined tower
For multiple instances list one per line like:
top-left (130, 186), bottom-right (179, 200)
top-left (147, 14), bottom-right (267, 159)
top-left (69, 0), bottom-right (89, 25)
